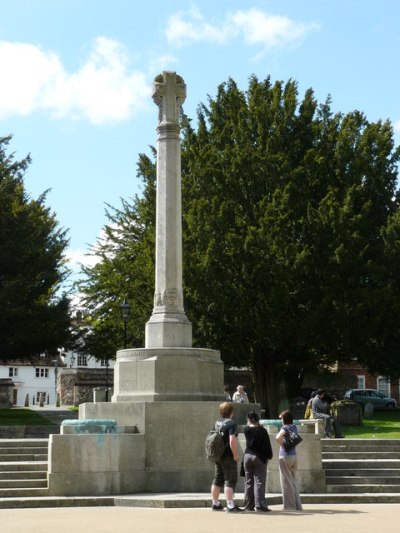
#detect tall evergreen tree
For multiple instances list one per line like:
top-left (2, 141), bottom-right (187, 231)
top-left (77, 76), bottom-right (400, 415)
top-left (0, 135), bottom-right (71, 360)
top-left (181, 76), bottom-right (400, 414)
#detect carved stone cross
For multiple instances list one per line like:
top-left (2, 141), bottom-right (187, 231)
top-left (152, 72), bottom-right (186, 125)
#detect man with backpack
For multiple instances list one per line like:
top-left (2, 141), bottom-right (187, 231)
top-left (210, 402), bottom-right (244, 512)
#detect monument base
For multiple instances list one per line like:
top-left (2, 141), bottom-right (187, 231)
top-left (112, 347), bottom-right (224, 402)
top-left (49, 401), bottom-right (251, 495)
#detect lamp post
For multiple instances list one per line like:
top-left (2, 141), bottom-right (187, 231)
top-left (120, 299), bottom-right (131, 349)
top-left (52, 353), bottom-right (60, 405)
top-left (105, 358), bottom-right (109, 402)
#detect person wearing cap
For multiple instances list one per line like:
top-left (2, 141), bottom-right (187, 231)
top-left (243, 411), bottom-right (273, 512)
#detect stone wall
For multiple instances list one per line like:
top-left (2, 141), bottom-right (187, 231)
top-left (59, 368), bottom-right (114, 406)
top-left (0, 379), bottom-right (13, 408)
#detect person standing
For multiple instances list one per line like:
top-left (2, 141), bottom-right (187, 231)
top-left (224, 385), bottom-right (231, 401)
top-left (232, 385), bottom-right (249, 403)
top-left (243, 411), bottom-right (273, 512)
top-left (211, 402), bottom-right (244, 512)
top-left (276, 410), bottom-right (303, 511)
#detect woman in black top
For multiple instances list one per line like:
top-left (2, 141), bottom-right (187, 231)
top-left (243, 411), bottom-right (273, 512)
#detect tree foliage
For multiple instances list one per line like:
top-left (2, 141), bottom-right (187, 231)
top-left (0, 135), bottom-right (71, 361)
top-left (77, 76), bottom-right (400, 415)
top-left (181, 76), bottom-right (400, 413)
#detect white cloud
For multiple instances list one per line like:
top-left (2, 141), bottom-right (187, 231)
top-left (0, 37), bottom-right (150, 124)
top-left (394, 120), bottom-right (400, 133)
top-left (166, 7), bottom-right (319, 56)
top-left (66, 248), bottom-right (100, 271)
top-left (166, 6), bottom-right (232, 46)
top-left (231, 9), bottom-right (319, 49)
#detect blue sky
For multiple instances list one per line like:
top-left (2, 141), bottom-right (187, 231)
top-left (1, 0), bottom-right (400, 292)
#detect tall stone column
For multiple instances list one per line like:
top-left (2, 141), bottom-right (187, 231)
top-left (111, 71), bottom-right (223, 402)
top-left (145, 71), bottom-right (192, 348)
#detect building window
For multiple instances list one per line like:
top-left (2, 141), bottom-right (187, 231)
top-left (36, 392), bottom-right (47, 403)
top-left (9, 367), bottom-right (18, 377)
top-left (35, 368), bottom-right (49, 378)
top-left (100, 359), bottom-right (109, 367)
top-left (377, 376), bottom-right (390, 395)
top-left (77, 355), bottom-right (88, 367)
top-left (357, 375), bottom-right (365, 389)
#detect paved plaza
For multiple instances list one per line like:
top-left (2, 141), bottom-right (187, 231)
top-left (1, 503), bottom-right (399, 533)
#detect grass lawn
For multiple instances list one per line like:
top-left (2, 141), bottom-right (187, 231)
top-left (343, 409), bottom-right (400, 438)
top-left (0, 408), bottom-right (52, 426)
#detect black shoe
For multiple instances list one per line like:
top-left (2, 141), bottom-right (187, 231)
top-left (226, 505), bottom-right (245, 513)
top-left (212, 503), bottom-right (224, 511)
top-left (256, 507), bottom-right (271, 512)
top-left (245, 507), bottom-right (255, 512)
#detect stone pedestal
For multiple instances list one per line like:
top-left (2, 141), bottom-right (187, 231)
top-left (112, 347), bottom-right (223, 402)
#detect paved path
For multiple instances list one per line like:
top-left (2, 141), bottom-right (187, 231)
top-left (1, 503), bottom-right (399, 533)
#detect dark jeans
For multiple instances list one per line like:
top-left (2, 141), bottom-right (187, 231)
top-left (315, 414), bottom-right (343, 437)
top-left (243, 453), bottom-right (267, 510)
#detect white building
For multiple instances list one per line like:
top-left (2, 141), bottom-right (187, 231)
top-left (0, 351), bottom-right (114, 406)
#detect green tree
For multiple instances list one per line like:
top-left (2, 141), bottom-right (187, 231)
top-left (0, 135), bottom-right (71, 360)
top-left (77, 76), bottom-right (400, 415)
top-left (181, 77), bottom-right (400, 414)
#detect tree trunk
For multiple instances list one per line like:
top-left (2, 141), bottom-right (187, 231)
top-left (252, 350), bottom-right (282, 418)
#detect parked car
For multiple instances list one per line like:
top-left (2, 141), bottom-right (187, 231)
top-left (344, 388), bottom-right (397, 409)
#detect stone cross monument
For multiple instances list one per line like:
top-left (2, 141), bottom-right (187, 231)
top-left (111, 71), bottom-right (223, 402)
top-left (48, 72), bottom-right (260, 498)
top-left (145, 72), bottom-right (192, 349)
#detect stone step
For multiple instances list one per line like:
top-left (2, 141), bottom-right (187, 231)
top-left (0, 438), bottom-right (49, 447)
top-left (326, 476), bottom-right (400, 485)
top-left (0, 453), bottom-right (48, 462)
top-left (0, 496), bottom-right (115, 509)
top-left (326, 484), bottom-right (400, 493)
top-left (0, 470), bottom-right (47, 480)
top-left (0, 487), bottom-right (49, 498)
top-left (0, 479), bottom-right (48, 489)
top-left (114, 492), bottom-right (400, 507)
top-left (0, 447), bottom-right (48, 455)
top-left (1, 492), bottom-right (400, 509)
top-left (322, 444), bottom-right (400, 452)
top-left (324, 468), bottom-right (400, 477)
top-left (323, 459), bottom-right (400, 469)
top-left (323, 451), bottom-right (400, 460)
top-left (0, 461), bottom-right (48, 472)
top-left (322, 439), bottom-right (400, 445)
top-left (0, 427), bottom-right (58, 438)
top-left (302, 493), bottom-right (400, 504)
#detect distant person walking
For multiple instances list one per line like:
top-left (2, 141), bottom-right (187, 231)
top-left (276, 410), bottom-right (303, 511)
top-left (243, 411), bottom-right (273, 512)
top-left (232, 385), bottom-right (249, 403)
top-left (210, 402), bottom-right (244, 513)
